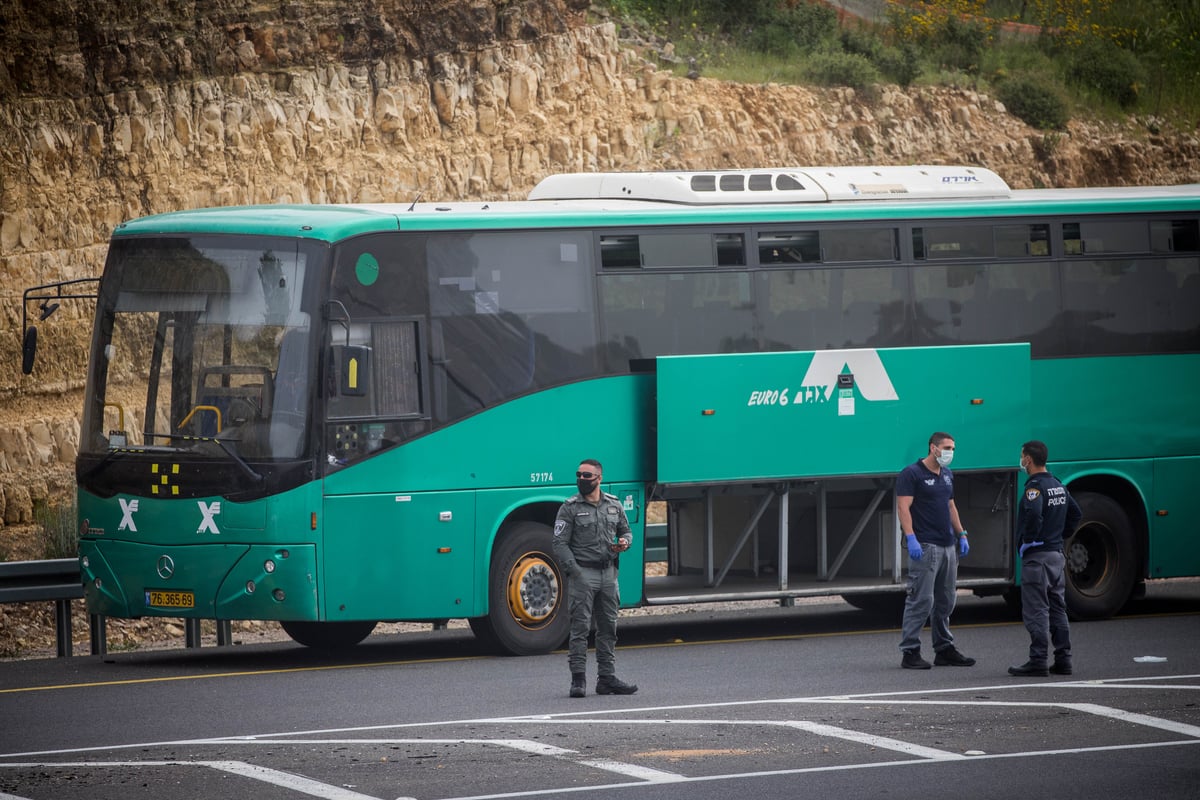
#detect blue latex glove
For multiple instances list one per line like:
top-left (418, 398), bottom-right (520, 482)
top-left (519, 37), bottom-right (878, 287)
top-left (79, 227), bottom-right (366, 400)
top-left (959, 535), bottom-right (969, 557)
top-left (1019, 540), bottom-right (1044, 558)
top-left (905, 534), bottom-right (923, 561)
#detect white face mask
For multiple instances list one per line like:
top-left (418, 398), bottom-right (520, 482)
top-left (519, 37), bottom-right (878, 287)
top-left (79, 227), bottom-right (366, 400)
top-left (936, 448), bottom-right (954, 467)
top-left (1018, 458), bottom-right (1028, 473)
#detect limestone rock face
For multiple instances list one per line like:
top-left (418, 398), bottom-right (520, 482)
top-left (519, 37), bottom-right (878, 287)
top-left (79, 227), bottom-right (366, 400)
top-left (1, 0), bottom-right (1198, 514)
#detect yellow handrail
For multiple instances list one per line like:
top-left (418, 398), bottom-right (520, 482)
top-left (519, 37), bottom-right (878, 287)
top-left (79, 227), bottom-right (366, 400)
top-left (178, 405), bottom-right (223, 433)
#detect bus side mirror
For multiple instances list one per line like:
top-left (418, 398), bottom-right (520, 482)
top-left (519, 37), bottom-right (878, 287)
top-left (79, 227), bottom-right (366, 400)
top-left (21, 326), bottom-right (38, 375)
top-left (335, 344), bottom-right (370, 397)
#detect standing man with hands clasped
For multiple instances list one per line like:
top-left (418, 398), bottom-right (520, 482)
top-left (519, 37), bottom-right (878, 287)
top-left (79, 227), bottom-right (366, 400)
top-left (553, 458), bottom-right (638, 698)
top-left (1009, 440), bottom-right (1081, 677)
top-left (896, 432), bottom-right (976, 670)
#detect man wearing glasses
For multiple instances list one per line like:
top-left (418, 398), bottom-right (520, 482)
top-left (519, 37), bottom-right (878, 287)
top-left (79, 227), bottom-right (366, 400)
top-left (553, 458), bottom-right (638, 698)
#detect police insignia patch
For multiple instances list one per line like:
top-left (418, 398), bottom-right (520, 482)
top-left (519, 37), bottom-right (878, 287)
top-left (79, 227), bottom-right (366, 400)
top-left (1026, 488), bottom-right (1041, 501)
top-left (554, 520), bottom-right (566, 536)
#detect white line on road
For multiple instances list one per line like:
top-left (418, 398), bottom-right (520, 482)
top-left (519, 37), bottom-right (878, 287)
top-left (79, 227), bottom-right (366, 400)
top-left (0, 761), bottom-right (382, 800)
top-left (433, 739), bottom-right (1200, 800)
top-left (190, 737), bottom-right (689, 784)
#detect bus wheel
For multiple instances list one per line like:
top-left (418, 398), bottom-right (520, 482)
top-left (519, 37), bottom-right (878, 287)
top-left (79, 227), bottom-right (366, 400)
top-left (469, 521), bottom-right (567, 656)
top-left (1065, 492), bottom-right (1137, 620)
top-left (280, 620), bottom-right (377, 649)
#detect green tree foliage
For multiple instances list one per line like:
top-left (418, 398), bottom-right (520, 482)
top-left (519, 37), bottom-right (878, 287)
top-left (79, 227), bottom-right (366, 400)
top-left (598, 1), bottom-right (1199, 121)
top-left (1067, 37), bottom-right (1147, 108)
top-left (996, 75), bottom-right (1069, 129)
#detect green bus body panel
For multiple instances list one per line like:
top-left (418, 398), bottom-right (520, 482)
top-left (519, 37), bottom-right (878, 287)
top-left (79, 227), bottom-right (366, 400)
top-left (1032, 355), bottom-right (1200, 581)
top-left (1150, 458), bottom-right (1200, 578)
top-left (77, 482), bottom-right (322, 620)
top-left (322, 490), bottom-right (476, 621)
top-left (1031, 355), bottom-right (1200, 461)
top-left (79, 539), bottom-right (319, 621)
top-left (319, 376), bottom-right (654, 619)
top-left (322, 375), bottom-right (655, 496)
top-left (113, 205), bottom-right (401, 241)
top-left (110, 193), bottom-right (1200, 242)
top-left (656, 344), bottom-right (1030, 484)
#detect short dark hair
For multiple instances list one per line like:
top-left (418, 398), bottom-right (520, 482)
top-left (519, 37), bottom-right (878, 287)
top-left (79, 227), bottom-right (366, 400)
top-left (1022, 440), bottom-right (1048, 467)
top-left (580, 458), bottom-right (602, 472)
top-left (929, 431), bottom-right (953, 449)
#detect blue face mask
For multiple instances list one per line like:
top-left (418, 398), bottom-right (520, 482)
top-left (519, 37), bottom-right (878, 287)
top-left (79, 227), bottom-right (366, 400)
top-left (936, 448), bottom-right (954, 468)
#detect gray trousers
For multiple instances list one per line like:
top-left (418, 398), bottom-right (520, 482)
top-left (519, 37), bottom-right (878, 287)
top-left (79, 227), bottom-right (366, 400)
top-left (567, 563), bottom-right (620, 677)
top-left (899, 542), bottom-right (959, 653)
top-left (1020, 550), bottom-right (1071, 666)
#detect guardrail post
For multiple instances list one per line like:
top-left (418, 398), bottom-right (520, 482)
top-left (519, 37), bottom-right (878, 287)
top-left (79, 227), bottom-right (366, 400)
top-left (184, 618), bottom-right (202, 648)
top-left (54, 598), bottom-right (73, 658)
top-left (90, 614), bottom-right (106, 656)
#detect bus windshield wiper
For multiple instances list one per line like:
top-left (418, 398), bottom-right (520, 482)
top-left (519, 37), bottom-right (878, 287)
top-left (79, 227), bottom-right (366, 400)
top-left (145, 431), bottom-right (264, 483)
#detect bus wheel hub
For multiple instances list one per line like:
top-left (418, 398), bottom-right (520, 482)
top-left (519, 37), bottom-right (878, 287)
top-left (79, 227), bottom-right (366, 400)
top-left (1066, 539), bottom-right (1090, 574)
top-left (507, 555), bottom-right (559, 625)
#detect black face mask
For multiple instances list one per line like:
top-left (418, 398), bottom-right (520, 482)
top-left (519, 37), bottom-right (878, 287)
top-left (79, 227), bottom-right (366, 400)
top-left (577, 478), bottom-right (598, 495)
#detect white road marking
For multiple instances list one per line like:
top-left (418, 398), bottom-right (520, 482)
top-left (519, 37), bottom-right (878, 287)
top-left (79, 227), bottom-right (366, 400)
top-left (434, 740), bottom-right (1200, 800)
top-left (777, 720), bottom-right (964, 759)
top-left (0, 761), bottom-right (380, 800)
top-left (3, 672), bottom-right (1197, 798)
top-left (188, 737), bottom-right (688, 783)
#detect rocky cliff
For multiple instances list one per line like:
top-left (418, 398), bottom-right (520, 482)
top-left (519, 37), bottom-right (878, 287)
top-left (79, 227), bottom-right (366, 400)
top-left (2, 0), bottom-right (1199, 529)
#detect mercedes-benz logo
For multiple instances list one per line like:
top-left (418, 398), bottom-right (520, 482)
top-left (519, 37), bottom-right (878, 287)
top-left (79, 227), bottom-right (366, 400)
top-left (156, 555), bottom-right (175, 580)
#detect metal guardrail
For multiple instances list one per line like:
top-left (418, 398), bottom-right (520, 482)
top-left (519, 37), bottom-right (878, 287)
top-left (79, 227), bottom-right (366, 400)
top-left (0, 558), bottom-right (105, 657)
top-left (0, 528), bottom-right (673, 659)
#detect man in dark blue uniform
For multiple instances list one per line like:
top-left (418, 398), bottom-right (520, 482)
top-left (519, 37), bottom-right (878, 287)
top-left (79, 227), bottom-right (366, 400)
top-left (1009, 440), bottom-right (1082, 677)
top-left (896, 432), bottom-right (975, 670)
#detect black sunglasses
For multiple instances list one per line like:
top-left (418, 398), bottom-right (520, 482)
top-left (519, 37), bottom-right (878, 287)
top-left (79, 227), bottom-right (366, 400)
top-left (576, 471), bottom-right (598, 479)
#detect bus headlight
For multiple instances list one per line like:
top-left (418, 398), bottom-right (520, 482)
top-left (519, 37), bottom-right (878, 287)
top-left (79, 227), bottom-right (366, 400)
top-left (245, 580), bottom-right (256, 594)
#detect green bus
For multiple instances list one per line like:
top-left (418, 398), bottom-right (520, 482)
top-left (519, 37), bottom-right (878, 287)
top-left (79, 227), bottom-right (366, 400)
top-left (24, 165), bottom-right (1200, 654)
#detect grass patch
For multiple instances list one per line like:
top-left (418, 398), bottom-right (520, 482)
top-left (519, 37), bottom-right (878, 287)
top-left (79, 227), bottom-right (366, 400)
top-left (595, 0), bottom-right (1200, 127)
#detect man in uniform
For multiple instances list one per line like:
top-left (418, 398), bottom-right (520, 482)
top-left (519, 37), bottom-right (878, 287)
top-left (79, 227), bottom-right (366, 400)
top-left (896, 432), bottom-right (976, 669)
top-left (1009, 440), bottom-right (1081, 677)
top-left (553, 458), bottom-right (638, 698)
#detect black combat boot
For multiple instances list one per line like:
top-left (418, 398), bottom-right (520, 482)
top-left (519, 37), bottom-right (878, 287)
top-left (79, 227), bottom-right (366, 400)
top-left (570, 673), bottom-right (586, 698)
top-left (595, 675), bottom-right (638, 695)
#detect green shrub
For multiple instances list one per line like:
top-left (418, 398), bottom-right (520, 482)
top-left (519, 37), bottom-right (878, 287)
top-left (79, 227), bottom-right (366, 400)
top-left (1067, 38), bottom-right (1147, 109)
top-left (746, 2), bottom-right (838, 57)
top-left (804, 51), bottom-right (881, 92)
top-left (997, 76), bottom-right (1069, 130)
top-left (876, 43), bottom-right (922, 87)
top-left (34, 498), bottom-right (79, 559)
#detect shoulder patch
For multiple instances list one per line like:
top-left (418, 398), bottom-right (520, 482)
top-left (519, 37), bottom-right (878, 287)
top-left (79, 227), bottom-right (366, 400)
top-left (554, 519), bottom-right (567, 536)
top-left (1025, 488), bottom-right (1041, 501)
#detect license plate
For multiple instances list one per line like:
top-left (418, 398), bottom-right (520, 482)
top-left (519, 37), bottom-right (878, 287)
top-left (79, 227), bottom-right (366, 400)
top-left (145, 590), bottom-right (195, 608)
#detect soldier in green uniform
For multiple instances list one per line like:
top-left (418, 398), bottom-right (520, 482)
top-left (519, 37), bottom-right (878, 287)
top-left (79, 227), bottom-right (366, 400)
top-left (553, 458), bottom-right (638, 698)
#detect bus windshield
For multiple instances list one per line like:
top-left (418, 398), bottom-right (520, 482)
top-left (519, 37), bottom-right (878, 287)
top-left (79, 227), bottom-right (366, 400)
top-left (81, 235), bottom-right (321, 462)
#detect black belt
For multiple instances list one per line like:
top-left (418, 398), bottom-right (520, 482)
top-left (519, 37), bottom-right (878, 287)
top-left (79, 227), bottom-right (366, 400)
top-left (576, 558), bottom-right (616, 569)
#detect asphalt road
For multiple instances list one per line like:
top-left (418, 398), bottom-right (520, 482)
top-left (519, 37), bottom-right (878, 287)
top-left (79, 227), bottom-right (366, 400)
top-left (2, 582), bottom-right (1198, 800)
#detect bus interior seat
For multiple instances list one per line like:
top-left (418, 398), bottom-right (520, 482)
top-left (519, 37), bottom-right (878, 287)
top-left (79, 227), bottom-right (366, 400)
top-left (196, 365), bottom-right (274, 437)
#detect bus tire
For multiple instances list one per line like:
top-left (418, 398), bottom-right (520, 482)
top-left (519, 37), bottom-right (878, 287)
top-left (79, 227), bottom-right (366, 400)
top-left (470, 521), bottom-right (568, 656)
top-left (1064, 491), bottom-right (1137, 620)
top-left (280, 620), bottom-right (377, 649)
